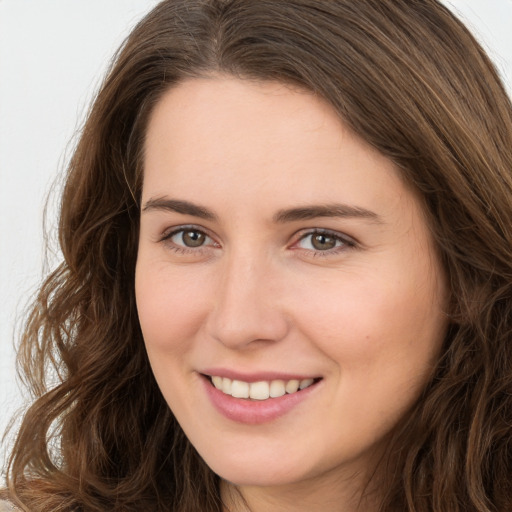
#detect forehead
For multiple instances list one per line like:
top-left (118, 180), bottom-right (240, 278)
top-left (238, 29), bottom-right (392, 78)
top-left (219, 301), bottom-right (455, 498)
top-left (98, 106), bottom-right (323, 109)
top-left (144, 77), bottom-right (345, 165)
top-left (142, 77), bottom-right (407, 211)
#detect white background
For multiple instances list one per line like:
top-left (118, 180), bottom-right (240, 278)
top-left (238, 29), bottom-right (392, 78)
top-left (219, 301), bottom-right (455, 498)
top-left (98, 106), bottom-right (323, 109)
top-left (1, 0), bottom-right (511, 472)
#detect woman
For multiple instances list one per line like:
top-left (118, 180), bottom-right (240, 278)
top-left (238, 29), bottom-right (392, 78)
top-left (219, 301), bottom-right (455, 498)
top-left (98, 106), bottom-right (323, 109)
top-left (2, 0), bottom-right (512, 510)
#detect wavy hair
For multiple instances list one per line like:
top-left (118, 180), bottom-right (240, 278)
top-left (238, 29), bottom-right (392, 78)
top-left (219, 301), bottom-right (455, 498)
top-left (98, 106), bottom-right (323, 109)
top-left (3, 0), bottom-right (512, 510)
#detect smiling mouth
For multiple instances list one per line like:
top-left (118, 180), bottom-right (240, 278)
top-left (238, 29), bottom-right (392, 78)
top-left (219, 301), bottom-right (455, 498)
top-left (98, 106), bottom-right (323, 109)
top-left (207, 375), bottom-right (322, 401)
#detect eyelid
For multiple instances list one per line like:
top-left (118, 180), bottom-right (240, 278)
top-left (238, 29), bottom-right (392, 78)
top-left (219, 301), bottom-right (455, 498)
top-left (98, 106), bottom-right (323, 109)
top-left (161, 223), bottom-right (207, 239)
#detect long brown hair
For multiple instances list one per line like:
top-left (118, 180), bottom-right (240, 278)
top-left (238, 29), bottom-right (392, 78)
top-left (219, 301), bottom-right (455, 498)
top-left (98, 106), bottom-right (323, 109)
top-left (3, 1), bottom-right (512, 510)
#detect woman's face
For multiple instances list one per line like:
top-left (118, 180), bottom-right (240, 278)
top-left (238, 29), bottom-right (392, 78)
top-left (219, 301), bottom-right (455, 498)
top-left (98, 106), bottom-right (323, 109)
top-left (136, 77), bottom-right (448, 491)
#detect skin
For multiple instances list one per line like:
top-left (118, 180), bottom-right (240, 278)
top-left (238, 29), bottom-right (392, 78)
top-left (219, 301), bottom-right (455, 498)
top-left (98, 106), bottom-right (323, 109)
top-left (135, 76), bottom-right (448, 511)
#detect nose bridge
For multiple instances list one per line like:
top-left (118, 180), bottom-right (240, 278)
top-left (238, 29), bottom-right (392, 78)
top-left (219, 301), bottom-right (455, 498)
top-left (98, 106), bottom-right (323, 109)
top-left (208, 244), bottom-right (288, 348)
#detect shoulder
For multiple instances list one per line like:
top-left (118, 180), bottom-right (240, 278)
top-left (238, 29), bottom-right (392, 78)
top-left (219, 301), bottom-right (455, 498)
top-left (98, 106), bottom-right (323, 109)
top-left (0, 500), bottom-right (20, 511)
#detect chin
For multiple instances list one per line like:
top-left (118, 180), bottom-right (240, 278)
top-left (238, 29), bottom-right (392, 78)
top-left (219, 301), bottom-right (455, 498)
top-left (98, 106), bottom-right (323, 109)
top-left (201, 448), bottom-right (313, 488)
top-left (215, 465), bottom-right (305, 488)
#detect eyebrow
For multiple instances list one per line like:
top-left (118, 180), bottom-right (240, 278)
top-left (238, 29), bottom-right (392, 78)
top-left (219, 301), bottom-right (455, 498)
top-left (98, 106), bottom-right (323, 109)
top-left (273, 204), bottom-right (383, 224)
top-left (142, 197), bottom-right (382, 224)
top-left (142, 198), bottom-right (218, 220)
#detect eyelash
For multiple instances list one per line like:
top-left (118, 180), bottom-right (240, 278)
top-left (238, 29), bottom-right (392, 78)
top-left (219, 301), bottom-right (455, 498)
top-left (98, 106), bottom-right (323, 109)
top-left (159, 226), bottom-right (356, 257)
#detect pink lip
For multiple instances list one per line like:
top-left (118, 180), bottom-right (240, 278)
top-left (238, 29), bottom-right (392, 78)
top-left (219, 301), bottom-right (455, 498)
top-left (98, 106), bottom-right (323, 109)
top-left (200, 373), bottom-right (321, 425)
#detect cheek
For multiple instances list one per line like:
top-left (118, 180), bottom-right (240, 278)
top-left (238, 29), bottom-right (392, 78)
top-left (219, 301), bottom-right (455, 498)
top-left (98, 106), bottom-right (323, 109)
top-left (293, 272), bottom-right (446, 443)
top-left (135, 260), bottom-right (210, 355)
top-left (292, 267), bottom-right (446, 376)
top-left (135, 261), bottom-right (213, 416)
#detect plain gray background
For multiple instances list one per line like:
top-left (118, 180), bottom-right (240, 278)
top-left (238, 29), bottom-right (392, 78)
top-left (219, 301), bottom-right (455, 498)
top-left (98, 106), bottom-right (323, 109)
top-left (1, 0), bottom-right (512, 471)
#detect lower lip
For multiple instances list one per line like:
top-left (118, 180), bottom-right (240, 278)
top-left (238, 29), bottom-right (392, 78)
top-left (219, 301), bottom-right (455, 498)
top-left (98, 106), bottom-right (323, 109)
top-left (201, 376), bottom-right (320, 425)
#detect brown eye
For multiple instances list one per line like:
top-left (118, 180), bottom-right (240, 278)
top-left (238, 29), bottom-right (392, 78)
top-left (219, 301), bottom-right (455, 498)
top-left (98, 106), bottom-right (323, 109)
top-left (170, 229), bottom-right (210, 248)
top-left (182, 230), bottom-right (205, 247)
top-left (296, 231), bottom-right (350, 253)
top-left (311, 233), bottom-right (337, 250)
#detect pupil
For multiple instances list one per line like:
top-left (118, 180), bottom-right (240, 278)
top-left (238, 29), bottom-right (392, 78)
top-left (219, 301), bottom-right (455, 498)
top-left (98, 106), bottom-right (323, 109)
top-left (183, 231), bottom-right (205, 247)
top-left (312, 234), bottom-right (336, 250)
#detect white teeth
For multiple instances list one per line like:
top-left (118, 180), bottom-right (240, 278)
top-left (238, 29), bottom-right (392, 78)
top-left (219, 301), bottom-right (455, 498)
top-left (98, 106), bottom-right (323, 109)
top-left (210, 376), bottom-right (316, 400)
top-left (222, 377), bottom-right (232, 394)
top-left (231, 380), bottom-right (249, 398)
top-left (269, 379), bottom-right (286, 398)
top-left (285, 379), bottom-right (300, 394)
top-left (299, 378), bottom-right (314, 390)
top-left (212, 376), bottom-right (223, 390)
top-left (249, 381), bottom-right (270, 400)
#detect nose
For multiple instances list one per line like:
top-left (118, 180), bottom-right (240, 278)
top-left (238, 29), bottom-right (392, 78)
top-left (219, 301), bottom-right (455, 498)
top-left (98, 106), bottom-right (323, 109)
top-left (206, 249), bottom-right (290, 350)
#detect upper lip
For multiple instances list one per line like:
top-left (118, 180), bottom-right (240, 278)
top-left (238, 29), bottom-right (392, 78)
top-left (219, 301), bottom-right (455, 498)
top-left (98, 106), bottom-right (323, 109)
top-left (200, 368), bottom-right (321, 383)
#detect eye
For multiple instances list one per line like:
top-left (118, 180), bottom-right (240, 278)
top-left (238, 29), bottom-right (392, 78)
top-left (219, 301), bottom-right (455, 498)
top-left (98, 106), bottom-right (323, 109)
top-left (295, 230), bottom-right (354, 253)
top-left (171, 229), bottom-right (208, 248)
top-left (161, 226), bottom-right (217, 251)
